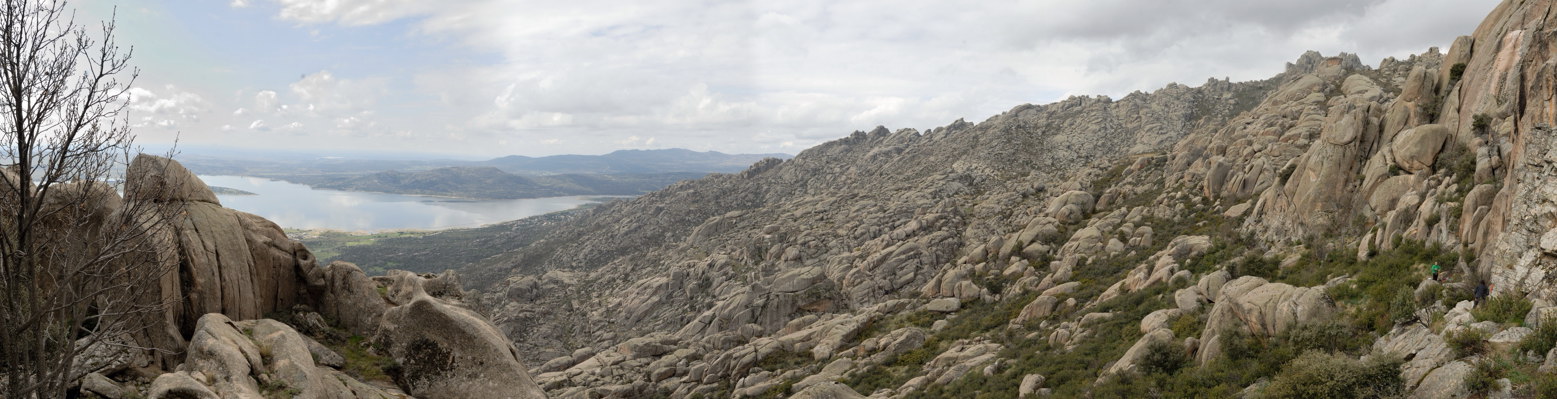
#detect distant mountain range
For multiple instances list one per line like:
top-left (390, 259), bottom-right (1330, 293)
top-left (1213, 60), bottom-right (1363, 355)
top-left (483, 148), bottom-right (789, 174)
top-left (180, 148), bottom-right (789, 176)
top-left (179, 148), bottom-right (790, 199)
top-left (275, 167), bottom-right (708, 199)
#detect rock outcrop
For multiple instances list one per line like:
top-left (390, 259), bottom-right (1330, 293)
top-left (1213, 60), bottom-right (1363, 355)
top-left (374, 271), bottom-right (547, 399)
top-left (1197, 277), bottom-right (1335, 364)
top-left (67, 157), bottom-right (546, 399)
top-left (155, 313), bottom-right (408, 399)
top-left (119, 155), bottom-right (321, 369)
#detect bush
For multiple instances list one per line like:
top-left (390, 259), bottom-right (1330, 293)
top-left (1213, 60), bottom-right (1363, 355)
top-left (1473, 294), bottom-right (1533, 325)
top-left (1389, 286), bottom-right (1419, 325)
top-left (1261, 351), bottom-right (1403, 399)
top-left (1419, 283), bottom-right (1445, 307)
top-left (1169, 312), bottom-right (1202, 339)
top-left (1138, 339), bottom-right (1189, 375)
top-left (1472, 113), bottom-right (1492, 135)
top-left (1531, 372), bottom-right (1557, 398)
top-left (1283, 321), bottom-right (1365, 354)
top-left (1446, 328), bottom-right (1490, 358)
top-left (1519, 316), bottom-right (1557, 355)
top-left (1464, 357), bottom-right (1507, 395)
top-left (1449, 63), bottom-right (1467, 84)
top-left (1234, 255), bottom-right (1278, 280)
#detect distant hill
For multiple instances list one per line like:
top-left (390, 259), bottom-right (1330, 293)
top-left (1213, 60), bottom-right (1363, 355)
top-left (177, 148), bottom-right (787, 199)
top-left (178, 148), bottom-right (790, 177)
top-left (481, 148), bottom-right (790, 174)
top-left (276, 167), bottom-right (708, 199)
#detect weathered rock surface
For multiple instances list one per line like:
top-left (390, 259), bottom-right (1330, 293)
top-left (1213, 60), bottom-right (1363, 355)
top-left (375, 271), bottom-right (547, 399)
top-left (117, 155), bottom-right (322, 368)
top-left (164, 313), bottom-right (409, 399)
top-left (64, 157), bottom-right (548, 399)
top-left (1197, 277), bottom-right (1335, 364)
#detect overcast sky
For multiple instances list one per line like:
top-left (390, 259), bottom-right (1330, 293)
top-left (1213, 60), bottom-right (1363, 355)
top-left (78, 0), bottom-right (1498, 158)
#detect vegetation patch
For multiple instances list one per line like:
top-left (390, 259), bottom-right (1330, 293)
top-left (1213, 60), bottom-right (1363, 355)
top-left (1260, 351), bottom-right (1403, 399)
top-left (1446, 327), bottom-right (1490, 359)
top-left (1472, 294), bottom-right (1533, 326)
top-left (755, 349), bottom-right (814, 372)
top-left (1285, 239), bottom-right (1457, 335)
top-left (1519, 317), bottom-right (1557, 355)
top-left (1465, 357), bottom-right (1509, 395)
top-left (292, 229), bottom-right (436, 273)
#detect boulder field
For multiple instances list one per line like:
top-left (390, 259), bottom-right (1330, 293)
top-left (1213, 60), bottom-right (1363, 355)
top-left (394, 1), bottom-right (1557, 397)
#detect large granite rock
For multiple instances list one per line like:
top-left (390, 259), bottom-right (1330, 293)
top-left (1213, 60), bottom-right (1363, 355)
top-left (124, 153), bottom-right (220, 204)
top-left (1390, 124), bottom-right (1451, 173)
top-left (374, 271), bottom-right (547, 399)
top-left (1197, 277), bottom-right (1335, 364)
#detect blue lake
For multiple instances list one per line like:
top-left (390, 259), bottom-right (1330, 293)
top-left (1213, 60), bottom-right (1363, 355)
top-left (200, 175), bottom-right (609, 232)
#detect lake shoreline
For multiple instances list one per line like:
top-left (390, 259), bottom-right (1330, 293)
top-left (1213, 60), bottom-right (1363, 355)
top-left (201, 175), bottom-right (620, 231)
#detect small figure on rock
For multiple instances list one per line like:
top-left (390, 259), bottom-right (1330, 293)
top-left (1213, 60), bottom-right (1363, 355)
top-left (1431, 263), bottom-right (1441, 282)
top-left (1474, 280), bottom-right (1490, 307)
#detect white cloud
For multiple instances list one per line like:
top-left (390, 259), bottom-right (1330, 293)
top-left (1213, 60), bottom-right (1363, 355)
top-left (230, 0), bottom-right (250, 8)
top-left (222, 0), bottom-right (1498, 155)
top-left (127, 85), bottom-right (206, 129)
top-left (288, 71), bottom-right (384, 115)
top-left (253, 91), bottom-right (279, 114)
top-left (272, 0), bottom-right (437, 26)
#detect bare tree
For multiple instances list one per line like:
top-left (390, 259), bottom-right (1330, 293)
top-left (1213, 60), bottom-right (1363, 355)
top-left (0, 1), bottom-right (178, 397)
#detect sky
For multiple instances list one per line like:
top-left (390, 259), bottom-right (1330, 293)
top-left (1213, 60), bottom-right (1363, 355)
top-left (76, 0), bottom-right (1499, 158)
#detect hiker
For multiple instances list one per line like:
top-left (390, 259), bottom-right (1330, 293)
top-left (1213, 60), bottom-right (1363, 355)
top-left (1474, 280), bottom-right (1490, 307)
top-left (1431, 263), bottom-right (1441, 282)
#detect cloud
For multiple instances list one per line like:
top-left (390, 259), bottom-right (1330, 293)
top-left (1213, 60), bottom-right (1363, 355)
top-left (253, 90), bottom-right (279, 114)
top-left (288, 71), bottom-right (385, 116)
top-left (272, 0), bottom-right (438, 26)
top-left (226, 0), bottom-right (1497, 155)
top-left (127, 85), bottom-right (206, 129)
top-left (230, 0), bottom-right (250, 8)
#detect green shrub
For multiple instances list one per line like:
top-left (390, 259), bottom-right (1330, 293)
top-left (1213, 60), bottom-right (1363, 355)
top-left (1389, 286), bottom-right (1419, 326)
top-left (1519, 317), bottom-right (1557, 355)
top-left (1219, 327), bottom-right (1259, 362)
top-left (1464, 357), bottom-right (1507, 395)
top-left (1138, 339), bottom-right (1189, 375)
top-left (1531, 372), bottom-right (1557, 398)
top-left (1473, 294), bottom-right (1533, 325)
top-left (1449, 63), bottom-right (1467, 84)
top-left (1472, 113), bottom-right (1492, 135)
top-left (1169, 312), bottom-right (1202, 339)
top-left (1419, 283), bottom-right (1445, 307)
top-left (1446, 328), bottom-right (1490, 358)
top-left (1283, 321), bottom-right (1365, 354)
top-left (1233, 255), bottom-right (1278, 280)
top-left (755, 348), bottom-right (812, 371)
top-left (1261, 351), bottom-right (1403, 399)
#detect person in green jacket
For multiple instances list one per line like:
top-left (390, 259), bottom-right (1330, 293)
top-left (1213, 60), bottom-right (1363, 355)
top-left (1431, 263), bottom-right (1441, 282)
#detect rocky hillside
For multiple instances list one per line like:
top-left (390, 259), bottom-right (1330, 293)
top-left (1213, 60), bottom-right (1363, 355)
top-left (429, 1), bottom-right (1557, 398)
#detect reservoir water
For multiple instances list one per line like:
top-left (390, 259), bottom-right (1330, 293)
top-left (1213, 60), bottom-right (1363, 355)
top-left (200, 175), bottom-right (610, 231)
